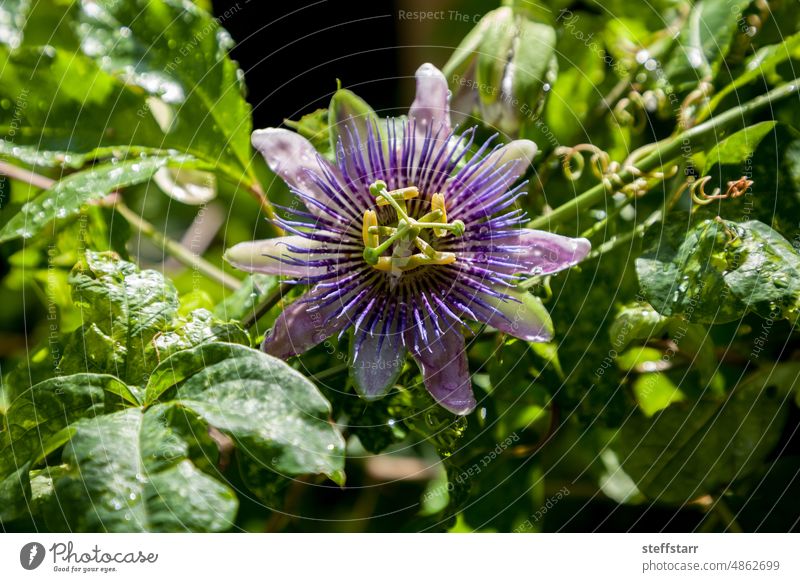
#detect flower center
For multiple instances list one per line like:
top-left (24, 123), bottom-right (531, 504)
top-left (362, 180), bottom-right (465, 273)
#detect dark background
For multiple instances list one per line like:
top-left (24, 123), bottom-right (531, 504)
top-left (211, 0), bottom-right (485, 128)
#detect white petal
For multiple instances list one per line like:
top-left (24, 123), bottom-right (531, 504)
top-left (223, 235), bottom-right (329, 278)
top-left (409, 63), bottom-right (451, 135)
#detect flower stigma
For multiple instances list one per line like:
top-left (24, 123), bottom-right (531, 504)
top-left (362, 180), bottom-right (465, 274)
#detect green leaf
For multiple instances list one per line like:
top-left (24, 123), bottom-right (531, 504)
top-left (152, 308), bottom-right (249, 360)
top-left (0, 141), bottom-right (176, 169)
top-left (0, 373), bottom-right (134, 475)
top-left (0, 156), bottom-right (187, 243)
top-left (631, 372), bottom-right (686, 417)
top-left (0, 462), bottom-right (34, 523)
top-left (0, 46), bottom-right (164, 156)
top-left (701, 121), bottom-right (777, 172)
top-left (613, 364), bottom-right (792, 504)
top-left (145, 342), bottom-right (346, 483)
top-left (665, 0), bottom-right (752, 89)
top-left (510, 20), bottom-right (557, 117)
top-left (476, 7), bottom-right (516, 105)
top-left (63, 251), bottom-right (179, 384)
top-left (722, 220), bottom-right (800, 322)
top-left (704, 31), bottom-right (800, 116)
top-left (73, 0), bottom-right (256, 185)
top-left (609, 303), bottom-right (668, 352)
top-left (49, 406), bottom-right (237, 532)
top-left (598, 449), bottom-right (645, 505)
top-left (636, 214), bottom-right (800, 324)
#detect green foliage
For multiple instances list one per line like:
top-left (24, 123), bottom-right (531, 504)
top-left (637, 215), bottom-right (800, 324)
top-left (0, 252), bottom-right (345, 531)
top-left (2, 0), bottom-right (800, 534)
top-left (145, 342), bottom-right (345, 483)
top-left (611, 364), bottom-right (793, 504)
top-left (664, 0), bottom-right (752, 89)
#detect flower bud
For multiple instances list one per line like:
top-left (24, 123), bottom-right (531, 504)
top-left (444, 6), bottom-right (557, 137)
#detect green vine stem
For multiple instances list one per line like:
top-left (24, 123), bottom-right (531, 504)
top-left (529, 79), bottom-right (800, 231)
top-left (0, 162), bottom-right (241, 291)
top-left (114, 202), bottom-right (242, 291)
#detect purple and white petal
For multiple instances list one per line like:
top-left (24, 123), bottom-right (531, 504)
top-left (261, 287), bottom-right (352, 360)
top-left (351, 327), bottom-right (406, 401)
top-left (501, 228), bottom-right (592, 275)
top-left (407, 326), bottom-right (476, 415)
top-left (486, 139), bottom-right (537, 172)
top-left (473, 287), bottom-right (553, 342)
top-left (445, 139), bottom-right (535, 214)
top-left (409, 63), bottom-right (451, 135)
top-left (224, 235), bottom-right (330, 278)
top-left (251, 128), bottom-right (350, 221)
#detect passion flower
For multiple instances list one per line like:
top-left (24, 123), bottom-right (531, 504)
top-left (225, 63), bottom-right (590, 414)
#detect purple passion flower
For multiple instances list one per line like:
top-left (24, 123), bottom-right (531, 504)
top-left (225, 63), bottom-right (590, 415)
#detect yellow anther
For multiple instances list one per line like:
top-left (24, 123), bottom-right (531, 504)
top-left (372, 257), bottom-right (394, 271)
top-left (431, 193), bottom-right (447, 237)
top-left (402, 253), bottom-right (457, 270)
top-left (375, 186), bottom-right (420, 206)
top-left (362, 210), bottom-right (379, 248)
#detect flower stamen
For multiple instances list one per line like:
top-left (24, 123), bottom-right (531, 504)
top-left (363, 180), bottom-right (465, 273)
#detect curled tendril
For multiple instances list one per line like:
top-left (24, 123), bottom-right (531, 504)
top-left (613, 89), bottom-right (670, 133)
top-left (679, 79), bottom-right (713, 128)
top-left (614, 92), bottom-right (648, 133)
top-left (556, 144), bottom-right (678, 198)
top-left (689, 175), bottom-right (753, 205)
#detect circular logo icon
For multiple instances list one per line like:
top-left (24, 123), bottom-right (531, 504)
top-left (20, 542), bottom-right (46, 570)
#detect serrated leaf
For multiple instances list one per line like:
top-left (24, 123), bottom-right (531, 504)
top-left (49, 406), bottom-right (237, 532)
top-left (0, 156), bottom-right (185, 243)
top-left (0, 373), bottom-right (134, 476)
top-left (0, 46), bottom-right (164, 156)
top-left (73, 0), bottom-right (256, 185)
top-left (0, 141), bottom-right (173, 169)
top-left (636, 215), bottom-right (800, 324)
top-left (64, 251), bottom-right (179, 384)
top-left (151, 308), bottom-right (249, 360)
top-left (145, 342), bottom-right (345, 483)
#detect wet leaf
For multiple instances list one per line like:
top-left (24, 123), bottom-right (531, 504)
top-left (636, 214), bottom-right (800, 324)
top-left (49, 406), bottom-right (238, 532)
top-left (0, 156), bottom-right (189, 243)
top-left (0, 373), bottom-right (135, 476)
top-left (145, 342), bottom-right (346, 483)
top-left (73, 0), bottom-right (256, 185)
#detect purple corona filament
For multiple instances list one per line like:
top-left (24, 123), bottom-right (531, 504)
top-left (225, 63), bottom-right (590, 414)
